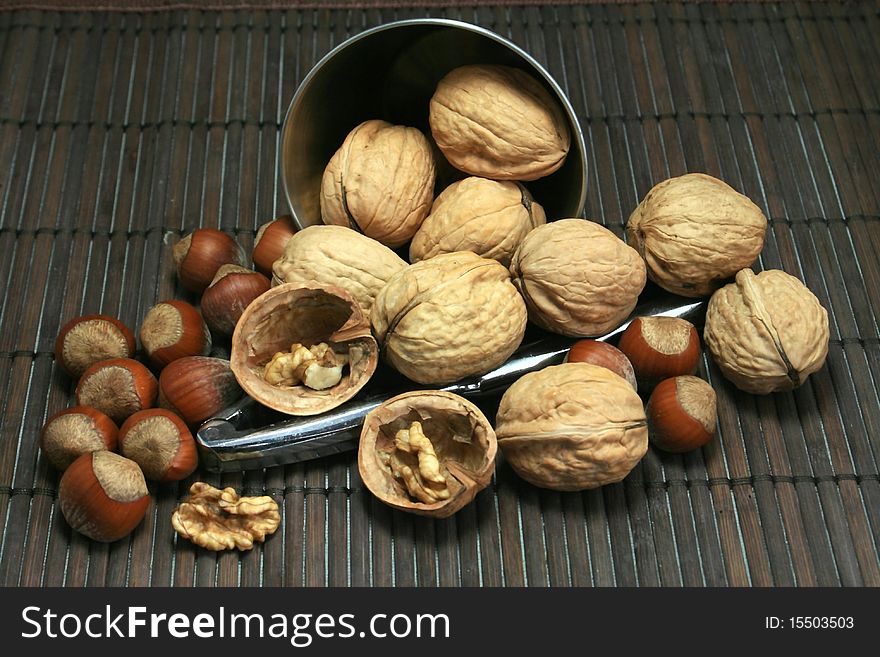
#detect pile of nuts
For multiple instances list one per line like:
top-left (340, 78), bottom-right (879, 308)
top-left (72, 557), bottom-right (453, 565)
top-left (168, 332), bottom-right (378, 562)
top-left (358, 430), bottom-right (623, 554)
top-left (44, 61), bottom-right (832, 537)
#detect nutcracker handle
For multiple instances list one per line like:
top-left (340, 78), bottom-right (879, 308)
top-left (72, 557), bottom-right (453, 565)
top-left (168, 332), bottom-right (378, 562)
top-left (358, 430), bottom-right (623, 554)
top-left (195, 294), bottom-right (705, 472)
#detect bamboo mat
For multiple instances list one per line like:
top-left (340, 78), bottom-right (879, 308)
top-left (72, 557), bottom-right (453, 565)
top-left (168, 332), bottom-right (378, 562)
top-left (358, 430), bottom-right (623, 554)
top-left (0, 1), bottom-right (878, 587)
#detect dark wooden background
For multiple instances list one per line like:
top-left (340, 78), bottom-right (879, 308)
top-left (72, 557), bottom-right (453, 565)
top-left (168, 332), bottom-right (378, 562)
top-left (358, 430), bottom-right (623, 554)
top-left (0, 1), bottom-right (878, 586)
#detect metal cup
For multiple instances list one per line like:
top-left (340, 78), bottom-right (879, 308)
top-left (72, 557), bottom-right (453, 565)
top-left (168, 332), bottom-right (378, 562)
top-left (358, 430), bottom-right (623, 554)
top-left (280, 18), bottom-right (588, 229)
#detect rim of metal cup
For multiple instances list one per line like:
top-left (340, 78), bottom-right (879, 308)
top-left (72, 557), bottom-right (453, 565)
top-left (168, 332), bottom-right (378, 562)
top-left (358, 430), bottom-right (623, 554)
top-left (280, 17), bottom-right (588, 230)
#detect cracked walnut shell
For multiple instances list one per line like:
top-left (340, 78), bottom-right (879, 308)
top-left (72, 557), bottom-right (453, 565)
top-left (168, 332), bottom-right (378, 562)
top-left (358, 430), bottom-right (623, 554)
top-left (272, 225), bottom-right (407, 317)
top-left (409, 177), bottom-right (546, 267)
top-left (627, 173), bottom-right (768, 297)
top-left (171, 482), bottom-right (280, 551)
top-left (704, 268), bottom-right (829, 394)
top-left (371, 251), bottom-right (527, 385)
top-left (510, 219), bottom-right (646, 337)
top-left (429, 64), bottom-right (570, 181)
top-left (359, 391), bottom-right (497, 518)
top-left (321, 119), bottom-right (436, 247)
top-left (496, 363), bottom-right (648, 491)
top-left (230, 282), bottom-right (378, 415)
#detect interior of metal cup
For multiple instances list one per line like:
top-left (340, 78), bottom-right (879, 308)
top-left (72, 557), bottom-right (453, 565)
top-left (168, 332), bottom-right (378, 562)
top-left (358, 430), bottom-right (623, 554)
top-left (281, 19), bottom-right (588, 230)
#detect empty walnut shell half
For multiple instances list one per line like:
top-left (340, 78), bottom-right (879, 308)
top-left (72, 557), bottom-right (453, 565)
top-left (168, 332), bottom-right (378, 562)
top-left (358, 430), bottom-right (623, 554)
top-left (358, 391), bottom-right (497, 518)
top-left (230, 282), bottom-right (378, 415)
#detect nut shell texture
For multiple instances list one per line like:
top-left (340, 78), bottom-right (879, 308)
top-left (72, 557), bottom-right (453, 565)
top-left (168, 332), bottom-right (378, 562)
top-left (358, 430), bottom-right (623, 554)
top-left (231, 283), bottom-right (378, 415)
top-left (510, 219), bottom-right (646, 336)
top-left (429, 64), bottom-right (570, 181)
top-left (496, 363), bottom-right (648, 491)
top-left (627, 173), bottom-right (767, 297)
top-left (704, 269), bottom-right (829, 394)
top-left (371, 251), bottom-right (527, 385)
top-left (321, 119), bottom-right (436, 247)
top-left (359, 391), bottom-right (497, 518)
top-left (272, 225), bottom-right (407, 317)
top-left (409, 177), bottom-right (546, 267)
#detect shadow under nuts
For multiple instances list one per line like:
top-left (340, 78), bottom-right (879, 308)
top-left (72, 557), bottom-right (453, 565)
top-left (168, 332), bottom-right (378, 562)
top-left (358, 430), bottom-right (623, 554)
top-left (510, 219), bottom-right (646, 337)
top-left (321, 119), bottom-right (436, 248)
top-left (371, 251), bottom-right (527, 385)
top-left (627, 173), bottom-right (767, 297)
top-left (496, 363), bottom-right (648, 491)
top-left (429, 64), bottom-right (570, 181)
top-left (704, 268), bottom-right (829, 394)
top-left (358, 391), bottom-right (497, 518)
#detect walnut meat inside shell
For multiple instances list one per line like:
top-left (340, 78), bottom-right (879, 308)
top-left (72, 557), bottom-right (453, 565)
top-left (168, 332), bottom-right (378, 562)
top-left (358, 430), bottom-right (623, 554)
top-left (510, 219), bottom-right (646, 337)
top-left (496, 363), bottom-right (648, 491)
top-left (358, 391), bottom-right (497, 518)
top-left (429, 64), bottom-right (570, 181)
top-left (704, 268), bottom-right (829, 394)
top-left (371, 251), bottom-right (527, 385)
top-left (626, 173), bottom-right (768, 297)
top-left (320, 119), bottom-right (436, 247)
top-left (409, 177), bottom-right (546, 267)
top-left (230, 282), bottom-right (377, 415)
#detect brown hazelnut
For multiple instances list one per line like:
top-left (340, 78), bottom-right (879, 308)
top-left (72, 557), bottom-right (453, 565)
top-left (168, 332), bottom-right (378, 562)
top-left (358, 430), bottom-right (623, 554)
top-left (40, 406), bottom-right (118, 471)
top-left (647, 376), bottom-right (716, 453)
top-left (617, 316), bottom-right (701, 391)
top-left (76, 358), bottom-right (158, 424)
top-left (54, 314), bottom-right (136, 378)
top-left (200, 265), bottom-right (270, 337)
top-left (565, 339), bottom-right (637, 391)
top-left (173, 228), bottom-right (246, 293)
top-left (253, 215), bottom-right (297, 277)
top-left (118, 409), bottom-right (198, 481)
top-left (139, 300), bottom-right (211, 369)
top-left (59, 451), bottom-right (151, 542)
top-left (159, 356), bottom-right (242, 426)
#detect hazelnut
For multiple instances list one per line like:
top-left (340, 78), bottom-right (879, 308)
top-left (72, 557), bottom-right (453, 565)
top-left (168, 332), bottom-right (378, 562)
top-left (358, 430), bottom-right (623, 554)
top-left (76, 358), bottom-right (158, 424)
top-left (627, 173), bottom-right (767, 297)
top-left (158, 356), bottom-right (242, 426)
top-left (40, 406), bottom-right (118, 471)
top-left (565, 340), bottom-right (637, 391)
top-left (54, 314), bottom-right (136, 378)
top-left (617, 316), bottom-right (701, 392)
top-left (253, 215), bottom-right (296, 277)
top-left (496, 363), bottom-right (648, 491)
top-left (704, 268), bottom-right (829, 394)
top-left (59, 451), bottom-right (151, 542)
top-left (118, 409), bottom-right (198, 481)
top-left (647, 376), bottom-right (717, 453)
top-left (139, 300), bottom-right (211, 369)
top-left (173, 228), bottom-right (246, 293)
top-left (200, 265), bottom-right (271, 337)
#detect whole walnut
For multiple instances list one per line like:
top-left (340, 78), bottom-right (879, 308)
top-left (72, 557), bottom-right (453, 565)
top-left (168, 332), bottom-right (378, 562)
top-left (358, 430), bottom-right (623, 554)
top-left (509, 218), bottom-right (646, 337)
top-left (409, 177), bottom-right (546, 267)
top-left (704, 268), bottom-right (829, 394)
top-left (371, 251), bottom-right (527, 385)
top-left (429, 64), bottom-right (570, 181)
top-left (272, 225), bottom-right (407, 317)
top-left (496, 363), bottom-right (648, 491)
top-left (321, 119), bottom-right (435, 247)
top-left (627, 173), bottom-right (767, 297)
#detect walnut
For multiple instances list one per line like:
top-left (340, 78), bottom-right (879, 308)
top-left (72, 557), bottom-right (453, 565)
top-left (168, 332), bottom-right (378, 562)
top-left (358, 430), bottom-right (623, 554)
top-left (704, 268), bottom-right (829, 394)
top-left (230, 282), bottom-right (378, 415)
top-left (626, 173), bottom-right (768, 297)
top-left (272, 225), bottom-right (407, 317)
top-left (495, 363), bottom-right (648, 491)
top-left (429, 64), bottom-right (570, 181)
top-left (171, 482), bottom-right (280, 551)
top-left (409, 177), bottom-right (546, 267)
top-left (371, 251), bottom-right (527, 384)
top-left (320, 120), bottom-right (436, 247)
top-left (358, 391), bottom-right (497, 518)
top-left (509, 218), bottom-right (646, 337)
